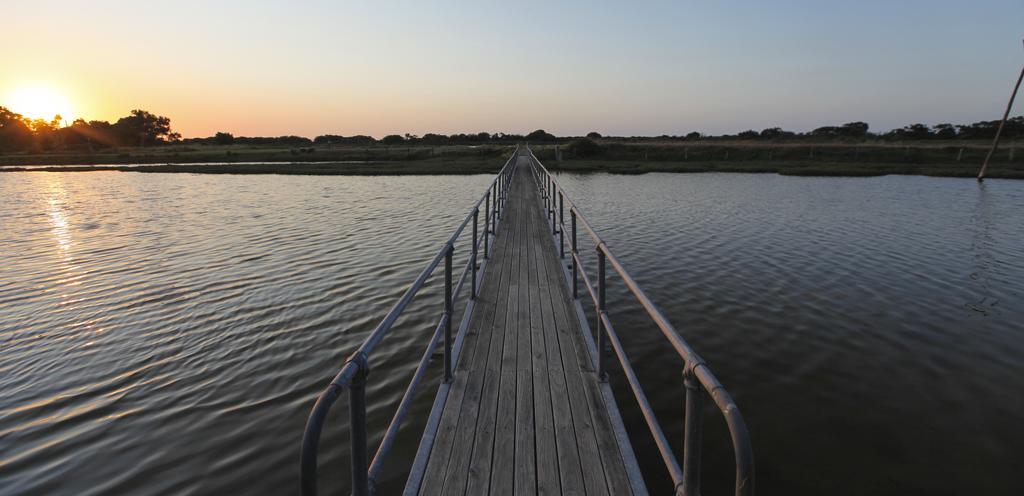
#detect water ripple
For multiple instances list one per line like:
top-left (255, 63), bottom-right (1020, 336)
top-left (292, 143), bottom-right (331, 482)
top-left (0, 171), bottom-right (493, 495)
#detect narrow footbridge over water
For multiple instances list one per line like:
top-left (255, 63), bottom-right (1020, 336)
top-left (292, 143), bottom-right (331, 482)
top-left (300, 146), bottom-right (754, 496)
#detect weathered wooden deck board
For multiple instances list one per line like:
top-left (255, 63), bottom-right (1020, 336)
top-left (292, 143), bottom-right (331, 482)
top-left (414, 155), bottom-right (642, 495)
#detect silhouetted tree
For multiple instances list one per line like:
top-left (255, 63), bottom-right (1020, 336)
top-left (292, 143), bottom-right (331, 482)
top-left (213, 132), bottom-right (234, 145)
top-left (759, 127), bottom-right (795, 139)
top-left (840, 122), bottom-right (869, 138)
top-left (420, 133), bottom-right (448, 145)
top-left (566, 137), bottom-right (602, 157)
top-left (234, 135), bottom-right (312, 146)
top-left (381, 134), bottom-right (404, 144)
top-left (0, 107), bottom-right (35, 151)
top-left (955, 118), bottom-right (1024, 140)
top-left (586, 131), bottom-right (602, 139)
top-left (884, 123), bottom-right (933, 140)
top-left (113, 109), bottom-right (175, 146)
top-left (807, 122), bottom-right (868, 140)
top-left (933, 123), bottom-right (957, 139)
top-left (525, 129), bottom-right (556, 141)
top-left (313, 134), bottom-right (376, 145)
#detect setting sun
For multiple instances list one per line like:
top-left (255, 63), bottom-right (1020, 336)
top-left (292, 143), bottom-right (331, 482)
top-left (6, 85), bottom-right (75, 123)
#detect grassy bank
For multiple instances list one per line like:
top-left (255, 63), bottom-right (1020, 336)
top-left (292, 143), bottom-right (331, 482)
top-left (536, 158), bottom-right (1024, 179)
top-left (0, 157), bottom-right (506, 175)
top-left (532, 139), bottom-right (1023, 165)
top-left (3, 140), bottom-right (1023, 179)
top-left (531, 139), bottom-right (1024, 179)
top-left (0, 143), bottom-right (512, 166)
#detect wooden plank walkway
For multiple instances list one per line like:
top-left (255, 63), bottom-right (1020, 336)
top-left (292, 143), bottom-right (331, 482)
top-left (411, 154), bottom-right (645, 495)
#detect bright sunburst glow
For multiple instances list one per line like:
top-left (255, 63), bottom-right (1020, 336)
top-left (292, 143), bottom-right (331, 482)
top-left (6, 85), bottom-right (75, 123)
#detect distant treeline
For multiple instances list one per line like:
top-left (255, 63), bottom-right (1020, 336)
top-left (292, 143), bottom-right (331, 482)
top-left (181, 130), bottom-right (558, 147)
top-left (2, 104), bottom-right (1023, 154)
top-left (652, 119), bottom-right (1024, 142)
top-left (183, 120), bottom-right (1024, 148)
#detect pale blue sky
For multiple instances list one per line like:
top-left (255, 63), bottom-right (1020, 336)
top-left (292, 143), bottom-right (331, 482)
top-left (3, 0), bottom-right (1022, 137)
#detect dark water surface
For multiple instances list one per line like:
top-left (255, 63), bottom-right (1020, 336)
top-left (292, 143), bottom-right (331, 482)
top-left (1, 171), bottom-right (1022, 495)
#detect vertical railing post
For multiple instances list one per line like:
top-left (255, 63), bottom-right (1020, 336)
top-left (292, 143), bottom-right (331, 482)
top-left (484, 192), bottom-right (490, 259)
top-left (548, 178), bottom-right (554, 228)
top-left (571, 211), bottom-right (578, 299)
top-left (543, 174), bottom-right (549, 210)
top-left (573, 210), bottom-right (581, 297)
top-left (552, 184), bottom-right (558, 234)
top-left (349, 362), bottom-right (369, 496)
top-left (548, 175), bottom-right (552, 211)
top-left (501, 170), bottom-right (507, 217)
top-left (558, 192), bottom-right (564, 257)
top-left (492, 186), bottom-right (497, 233)
top-left (443, 245), bottom-right (453, 383)
top-left (471, 207), bottom-right (479, 299)
top-left (597, 249), bottom-right (608, 382)
top-left (681, 367), bottom-right (705, 496)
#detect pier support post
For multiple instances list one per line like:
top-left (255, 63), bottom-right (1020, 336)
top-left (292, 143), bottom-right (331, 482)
top-left (443, 245), bottom-right (453, 383)
top-left (681, 367), bottom-right (704, 496)
top-left (571, 212), bottom-right (578, 299)
top-left (979, 41), bottom-right (1024, 181)
top-left (551, 181), bottom-right (557, 235)
top-left (544, 175), bottom-right (549, 211)
top-left (502, 169), bottom-right (508, 216)
top-left (550, 180), bottom-right (556, 232)
top-left (597, 250), bottom-right (608, 382)
top-left (472, 208), bottom-right (478, 299)
top-left (559, 193), bottom-right (565, 257)
top-left (484, 193), bottom-right (490, 259)
top-left (349, 363), bottom-right (370, 496)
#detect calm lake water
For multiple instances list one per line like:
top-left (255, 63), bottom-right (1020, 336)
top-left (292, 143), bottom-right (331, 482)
top-left (1, 170), bottom-right (1021, 495)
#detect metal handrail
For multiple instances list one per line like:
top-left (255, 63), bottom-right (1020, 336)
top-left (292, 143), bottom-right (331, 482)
top-left (524, 146), bottom-right (754, 496)
top-left (300, 145), bottom-right (520, 496)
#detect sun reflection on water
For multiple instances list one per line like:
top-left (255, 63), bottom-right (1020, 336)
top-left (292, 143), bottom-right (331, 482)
top-left (46, 179), bottom-right (73, 260)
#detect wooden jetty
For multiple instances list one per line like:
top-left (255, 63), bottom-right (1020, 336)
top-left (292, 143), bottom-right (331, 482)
top-left (300, 146), bottom-right (754, 496)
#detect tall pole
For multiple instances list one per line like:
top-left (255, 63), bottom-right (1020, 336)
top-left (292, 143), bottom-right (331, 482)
top-left (978, 39), bottom-right (1024, 182)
